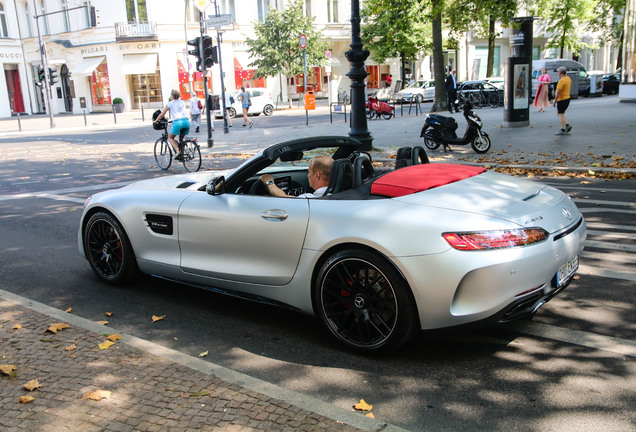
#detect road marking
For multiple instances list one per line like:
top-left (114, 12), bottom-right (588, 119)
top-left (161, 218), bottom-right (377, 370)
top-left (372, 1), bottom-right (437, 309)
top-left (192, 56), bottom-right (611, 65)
top-left (585, 240), bottom-right (636, 253)
top-left (580, 208), bottom-right (636, 215)
top-left (0, 181), bottom-right (132, 202)
top-left (573, 198), bottom-right (635, 206)
top-left (579, 264), bottom-right (636, 281)
top-left (0, 288), bottom-right (407, 432)
top-left (581, 250), bottom-right (634, 264)
top-left (587, 229), bottom-right (636, 240)
top-left (585, 222), bottom-right (636, 232)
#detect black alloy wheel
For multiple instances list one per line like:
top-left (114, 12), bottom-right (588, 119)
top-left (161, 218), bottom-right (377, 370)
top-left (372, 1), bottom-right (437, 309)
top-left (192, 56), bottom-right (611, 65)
top-left (84, 212), bottom-right (138, 285)
top-left (315, 249), bottom-right (418, 352)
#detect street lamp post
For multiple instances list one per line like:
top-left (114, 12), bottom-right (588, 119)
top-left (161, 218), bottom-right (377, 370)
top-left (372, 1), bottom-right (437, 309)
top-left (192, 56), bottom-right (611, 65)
top-left (345, 0), bottom-right (372, 150)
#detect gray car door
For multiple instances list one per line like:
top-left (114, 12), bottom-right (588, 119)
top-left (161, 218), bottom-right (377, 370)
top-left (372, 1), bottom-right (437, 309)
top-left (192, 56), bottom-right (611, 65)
top-left (177, 193), bottom-right (310, 285)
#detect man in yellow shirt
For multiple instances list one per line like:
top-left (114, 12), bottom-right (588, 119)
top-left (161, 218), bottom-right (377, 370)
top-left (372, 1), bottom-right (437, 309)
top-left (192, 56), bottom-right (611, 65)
top-left (552, 66), bottom-right (572, 135)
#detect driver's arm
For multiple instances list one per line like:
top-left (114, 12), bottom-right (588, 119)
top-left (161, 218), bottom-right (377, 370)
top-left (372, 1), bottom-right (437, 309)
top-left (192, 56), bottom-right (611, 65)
top-left (260, 174), bottom-right (288, 197)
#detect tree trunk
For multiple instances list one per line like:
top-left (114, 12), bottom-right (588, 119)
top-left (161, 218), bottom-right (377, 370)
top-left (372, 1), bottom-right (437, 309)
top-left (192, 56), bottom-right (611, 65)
top-left (401, 53), bottom-right (406, 89)
top-left (431, 0), bottom-right (446, 112)
top-left (287, 76), bottom-right (293, 109)
top-left (486, 15), bottom-right (495, 78)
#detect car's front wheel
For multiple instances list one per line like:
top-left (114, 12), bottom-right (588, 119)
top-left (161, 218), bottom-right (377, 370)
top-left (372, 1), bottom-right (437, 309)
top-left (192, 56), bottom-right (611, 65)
top-left (263, 104), bottom-right (274, 116)
top-left (314, 248), bottom-right (418, 352)
top-left (84, 212), bottom-right (138, 285)
top-left (228, 108), bottom-right (236, 118)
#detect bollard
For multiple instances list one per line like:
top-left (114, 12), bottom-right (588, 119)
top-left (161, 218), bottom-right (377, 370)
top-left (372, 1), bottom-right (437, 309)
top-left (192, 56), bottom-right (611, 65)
top-left (17, 112), bottom-right (22, 132)
top-left (112, 105), bottom-right (117, 124)
top-left (83, 109), bottom-right (87, 126)
top-left (141, 105), bottom-right (145, 122)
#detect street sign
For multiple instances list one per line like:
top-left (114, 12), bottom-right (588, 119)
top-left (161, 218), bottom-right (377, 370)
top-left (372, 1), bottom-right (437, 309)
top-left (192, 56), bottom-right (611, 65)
top-left (299, 33), bottom-right (307, 50)
top-left (193, 0), bottom-right (211, 13)
top-left (205, 14), bottom-right (232, 29)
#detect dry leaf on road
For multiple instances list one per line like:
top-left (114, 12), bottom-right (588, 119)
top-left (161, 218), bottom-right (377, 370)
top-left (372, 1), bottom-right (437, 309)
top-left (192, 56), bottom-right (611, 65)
top-left (0, 364), bottom-right (17, 375)
top-left (20, 396), bottom-right (35, 404)
top-left (98, 340), bottom-right (115, 350)
top-left (106, 333), bottom-right (122, 341)
top-left (65, 307), bottom-right (72, 313)
top-left (152, 315), bottom-right (166, 323)
top-left (95, 320), bottom-right (109, 325)
top-left (65, 344), bottom-right (77, 351)
top-left (199, 351), bottom-right (208, 357)
top-left (46, 323), bottom-right (70, 334)
top-left (105, 312), bottom-right (113, 317)
top-left (13, 324), bottom-right (22, 330)
top-left (82, 389), bottom-right (111, 401)
top-left (366, 412), bottom-right (375, 419)
top-left (23, 379), bottom-right (41, 391)
top-left (353, 399), bottom-right (373, 411)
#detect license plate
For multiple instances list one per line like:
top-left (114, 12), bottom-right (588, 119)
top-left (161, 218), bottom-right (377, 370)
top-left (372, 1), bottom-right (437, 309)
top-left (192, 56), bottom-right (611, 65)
top-left (557, 255), bottom-right (579, 287)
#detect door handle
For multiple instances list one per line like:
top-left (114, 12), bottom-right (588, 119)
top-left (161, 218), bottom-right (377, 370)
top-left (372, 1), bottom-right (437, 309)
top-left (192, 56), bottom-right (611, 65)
top-left (260, 209), bottom-right (288, 221)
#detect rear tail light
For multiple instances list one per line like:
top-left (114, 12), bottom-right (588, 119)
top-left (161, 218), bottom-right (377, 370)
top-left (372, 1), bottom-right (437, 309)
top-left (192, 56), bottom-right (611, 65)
top-left (443, 228), bottom-right (549, 251)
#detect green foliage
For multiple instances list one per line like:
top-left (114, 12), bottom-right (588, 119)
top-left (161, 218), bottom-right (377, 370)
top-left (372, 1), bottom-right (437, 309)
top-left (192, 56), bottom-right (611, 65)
top-left (245, 0), bottom-right (329, 106)
top-left (112, 98), bottom-right (123, 104)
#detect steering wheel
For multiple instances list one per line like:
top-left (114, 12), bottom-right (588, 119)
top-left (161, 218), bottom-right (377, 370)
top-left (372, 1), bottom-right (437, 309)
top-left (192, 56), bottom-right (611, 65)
top-left (249, 179), bottom-right (268, 195)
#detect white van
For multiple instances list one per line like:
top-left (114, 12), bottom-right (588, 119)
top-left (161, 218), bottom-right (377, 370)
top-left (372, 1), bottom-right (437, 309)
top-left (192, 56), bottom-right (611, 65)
top-left (531, 59), bottom-right (591, 99)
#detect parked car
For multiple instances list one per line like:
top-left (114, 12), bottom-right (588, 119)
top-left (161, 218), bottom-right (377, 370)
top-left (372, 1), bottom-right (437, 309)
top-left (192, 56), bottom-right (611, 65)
top-left (395, 80), bottom-right (435, 103)
top-left (602, 73), bottom-right (621, 95)
top-left (484, 76), bottom-right (505, 90)
top-left (213, 87), bottom-right (274, 118)
top-left (457, 80), bottom-right (504, 107)
top-left (79, 136), bottom-right (585, 352)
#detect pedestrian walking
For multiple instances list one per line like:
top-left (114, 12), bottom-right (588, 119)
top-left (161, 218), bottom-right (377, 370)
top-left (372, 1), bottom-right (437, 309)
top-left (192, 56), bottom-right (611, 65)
top-left (385, 74), bottom-right (392, 88)
top-left (533, 67), bottom-right (551, 112)
top-left (224, 89), bottom-right (234, 128)
top-left (553, 66), bottom-right (572, 135)
top-left (238, 86), bottom-right (253, 128)
top-left (445, 68), bottom-right (458, 113)
top-left (190, 94), bottom-right (204, 133)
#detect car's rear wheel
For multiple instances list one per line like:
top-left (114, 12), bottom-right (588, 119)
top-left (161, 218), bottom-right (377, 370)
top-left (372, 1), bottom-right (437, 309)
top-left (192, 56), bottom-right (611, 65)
top-left (314, 248), bottom-right (418, 352)
top-left (84, 212), bottom-right (138, 285)
top-left (263, 104), bottom-right (274, 116)
top-left (228, 108), bottom-right (236, 118)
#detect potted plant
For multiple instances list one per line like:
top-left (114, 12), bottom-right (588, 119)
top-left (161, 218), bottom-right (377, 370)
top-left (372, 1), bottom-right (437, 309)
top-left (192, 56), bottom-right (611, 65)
top-left (112, 97), bottom-right (125, 113)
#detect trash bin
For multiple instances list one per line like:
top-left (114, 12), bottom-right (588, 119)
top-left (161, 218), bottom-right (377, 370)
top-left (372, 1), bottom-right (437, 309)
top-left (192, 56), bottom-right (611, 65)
top-left (304, 91), bottom-right (316, 110)
top-left (589, 74), bottom-right (603, 97)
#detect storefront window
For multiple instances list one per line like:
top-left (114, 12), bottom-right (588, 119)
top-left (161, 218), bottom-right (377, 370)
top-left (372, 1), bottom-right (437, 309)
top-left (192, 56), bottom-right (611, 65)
top-left (91, 61), bottom-right (111, 105)
top-left (129, 73), bottom-right (162, 108)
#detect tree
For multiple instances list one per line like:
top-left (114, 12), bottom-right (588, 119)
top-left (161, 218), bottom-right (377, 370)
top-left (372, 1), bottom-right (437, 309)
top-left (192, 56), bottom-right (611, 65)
top-left (430, 0), bottom-right (448, 112)
top-left (245, 0), bottom-right (329, 108)
top-left (361, 0), bottom-right (432, 88)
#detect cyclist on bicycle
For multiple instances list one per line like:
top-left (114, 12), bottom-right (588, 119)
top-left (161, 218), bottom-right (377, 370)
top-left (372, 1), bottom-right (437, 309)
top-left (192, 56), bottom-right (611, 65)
top-left (154, 90), bottom-right (190, 161)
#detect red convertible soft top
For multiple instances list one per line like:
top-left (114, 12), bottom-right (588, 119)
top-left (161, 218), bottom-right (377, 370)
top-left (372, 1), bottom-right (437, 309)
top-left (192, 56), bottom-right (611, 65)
top-left (371, 164), bottom-right (486, 197)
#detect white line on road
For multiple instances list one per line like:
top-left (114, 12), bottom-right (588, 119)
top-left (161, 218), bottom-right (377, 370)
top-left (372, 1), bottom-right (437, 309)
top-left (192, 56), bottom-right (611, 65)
top-left (574, 198), bottom-right (635, 206)
top-left (586, 229), bottom-right (636, 240)
top-left (578, 264), bottom-right (636, 282)
top-left (585, 240), bottom-right (636, 253)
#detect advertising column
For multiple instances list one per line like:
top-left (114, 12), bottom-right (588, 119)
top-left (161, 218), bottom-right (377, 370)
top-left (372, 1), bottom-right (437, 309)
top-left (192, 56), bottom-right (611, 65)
top-left (504, 17), bottom-right (534, 127)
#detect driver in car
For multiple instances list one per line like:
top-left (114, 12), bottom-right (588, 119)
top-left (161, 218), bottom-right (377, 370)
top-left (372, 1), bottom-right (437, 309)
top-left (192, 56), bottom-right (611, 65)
top-left (260, 155), bottom-right (333, 198)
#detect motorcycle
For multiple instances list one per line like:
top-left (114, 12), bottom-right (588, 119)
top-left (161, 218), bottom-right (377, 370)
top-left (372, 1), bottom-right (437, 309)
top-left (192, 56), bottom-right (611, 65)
top-left (419, 101), bottom-right (491, 153)
top-left (366, 96), bottom-right (394, 120)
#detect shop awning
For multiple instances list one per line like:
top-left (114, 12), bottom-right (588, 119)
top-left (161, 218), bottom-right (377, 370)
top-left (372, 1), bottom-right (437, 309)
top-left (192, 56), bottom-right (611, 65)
top-left (74, 56), bottom-right (105, 76)
top-left (121, 53), bottom-right (158, 75)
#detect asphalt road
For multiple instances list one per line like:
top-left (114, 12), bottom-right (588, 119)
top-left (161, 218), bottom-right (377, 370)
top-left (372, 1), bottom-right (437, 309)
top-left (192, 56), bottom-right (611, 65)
top-left (0, 123), bottom-right (634, 431)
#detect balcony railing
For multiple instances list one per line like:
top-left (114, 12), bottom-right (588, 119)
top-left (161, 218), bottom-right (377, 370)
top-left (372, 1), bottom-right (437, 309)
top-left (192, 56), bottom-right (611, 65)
top-left (115, 22), bottom-right (158, 42)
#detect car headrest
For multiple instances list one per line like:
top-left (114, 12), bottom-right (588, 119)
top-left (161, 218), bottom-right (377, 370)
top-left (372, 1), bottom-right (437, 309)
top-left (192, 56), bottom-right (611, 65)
top-left (325, 159), bottom-right (353, 195)
top-left (352, 155), bottom-right (375, 188)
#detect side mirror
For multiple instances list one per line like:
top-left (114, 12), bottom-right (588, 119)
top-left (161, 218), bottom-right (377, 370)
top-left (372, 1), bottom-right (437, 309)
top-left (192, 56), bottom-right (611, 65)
top-left (206, 176), bottom-right (225, 196)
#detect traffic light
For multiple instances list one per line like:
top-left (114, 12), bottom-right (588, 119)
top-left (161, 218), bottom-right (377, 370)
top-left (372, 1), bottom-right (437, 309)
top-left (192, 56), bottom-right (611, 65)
top-left (48, 67), bottom-right (59, 85)
top-left (202, 36), bottom-right (217, 68)
top-left (37, 66), bottom-right (45, 83)
top-left (89, 6), bottom-right (98, 27)
top-left (187, 37), bottom-right (202, 71)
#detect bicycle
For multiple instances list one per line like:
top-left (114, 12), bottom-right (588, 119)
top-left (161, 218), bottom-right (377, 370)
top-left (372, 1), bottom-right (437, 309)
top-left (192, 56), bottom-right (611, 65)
top-left (153, 119), bottom-right (202, 172)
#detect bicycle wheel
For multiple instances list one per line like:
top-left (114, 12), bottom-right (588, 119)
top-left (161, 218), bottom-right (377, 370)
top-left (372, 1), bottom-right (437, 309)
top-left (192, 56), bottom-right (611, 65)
top-left (154, 137), bottom-right (172, 170)
top-left (470, 93), bottom-right (483, 109)
top-left (181, 139), bottom-right (202, 172)
top-left (488, 92), bottom-right (500, 108)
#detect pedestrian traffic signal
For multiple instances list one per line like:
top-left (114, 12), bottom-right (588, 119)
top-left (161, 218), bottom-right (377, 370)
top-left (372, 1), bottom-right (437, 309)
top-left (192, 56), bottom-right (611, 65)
top-left (37, 66), bottom-right (45, 82)
top-left (89, 6), bottom-right (98, 27)
top-left (187, 37), bottom-right (202, 71)
top-left (48, 67), bottom-right (59, 85)
top-left (202, 36), bottom-right (217, 68)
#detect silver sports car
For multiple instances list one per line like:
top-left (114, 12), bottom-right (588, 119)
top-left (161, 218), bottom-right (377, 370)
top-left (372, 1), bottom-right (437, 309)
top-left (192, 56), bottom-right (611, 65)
top-left (79, 136), bottom-right (586, 352)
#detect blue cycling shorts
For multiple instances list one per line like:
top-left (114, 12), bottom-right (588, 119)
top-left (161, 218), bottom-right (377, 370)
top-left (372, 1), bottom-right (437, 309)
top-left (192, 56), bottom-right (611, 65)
top-left (170, 118), bottom-right (190, 136)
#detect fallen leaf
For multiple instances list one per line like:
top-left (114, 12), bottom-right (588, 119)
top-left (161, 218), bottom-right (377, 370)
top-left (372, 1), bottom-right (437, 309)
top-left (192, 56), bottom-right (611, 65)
top-left (82, 389), bottom-right (111, 401)
top-left (20, 396), bottom-right (35, 404)
top-left (46, 323), bottom-right (70, 334)
top-left (152, 315), bottom-right (166, 323)
top-left (105, 312), bottom-right (113, 317)
top-left (106, 333), bottom-right (122, 342)
top-left (98, 340), bottom-right (115, 350)
top-left (0, 364), bottom-right (17, 375)
top-left (366, 412), bottom-right (375, 419)
top-left (23, 379), bottom-right (41, 391)
top-left (13, 325), bottom-right (22, 330)
top-left (65, 344), bottom-right (77, 351)
top-left (95, 321), bottom-right (109, 325)
top-left (353, 399), bottom-right (373, 411)
top-left (190, 389), bottom-right (211, 397)
top-left (199, 351), bottom-right (208, 357)
top-left (65, 307), bottom-right (72, 313)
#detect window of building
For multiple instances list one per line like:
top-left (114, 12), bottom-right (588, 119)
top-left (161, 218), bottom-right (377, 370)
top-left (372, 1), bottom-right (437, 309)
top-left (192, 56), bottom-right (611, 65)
top-left (218, 0), bottom-right (235, 22)
top-left (0, 3), bottom-right (8, 38)
top-left (126, 0), bottom-right (147, 23)
top-left (327, 0), bottom-right (338, 23)
top-left (257, 0), bottom-right (267, 22)
top-left (60, 0), bottom-right (70, 32)
top-left (475, 46), bottom-right (500, 78)
top-left (23, 2), bottom-right (32, 37)
top-left (304, 0), bottom-right (311, 17)
top-left (39, 0), bottom-right (49, 34)
top-left (91, 60), bottom-right (111, 105)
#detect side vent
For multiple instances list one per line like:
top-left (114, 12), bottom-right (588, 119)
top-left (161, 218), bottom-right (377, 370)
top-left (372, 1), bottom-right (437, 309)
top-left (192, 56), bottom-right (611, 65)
top-left (177, 181), bottom-right (196, 189)
top-left (145, 214), bottom-right (173, 235)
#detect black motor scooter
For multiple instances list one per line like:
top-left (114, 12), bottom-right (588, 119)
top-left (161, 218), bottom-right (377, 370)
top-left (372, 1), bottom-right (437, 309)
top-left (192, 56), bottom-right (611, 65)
top-left (419, 101), bottom-right (491, 153)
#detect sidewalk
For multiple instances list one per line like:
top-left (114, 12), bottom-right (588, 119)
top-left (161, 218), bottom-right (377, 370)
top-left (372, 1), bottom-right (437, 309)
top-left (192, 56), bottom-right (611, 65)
top-left (0, 289), bottom-right (402, 432)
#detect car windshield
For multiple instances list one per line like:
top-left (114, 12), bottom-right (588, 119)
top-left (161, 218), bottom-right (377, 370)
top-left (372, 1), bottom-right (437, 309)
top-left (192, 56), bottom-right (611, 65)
top-left (407, 81), bottom-right (427, 89)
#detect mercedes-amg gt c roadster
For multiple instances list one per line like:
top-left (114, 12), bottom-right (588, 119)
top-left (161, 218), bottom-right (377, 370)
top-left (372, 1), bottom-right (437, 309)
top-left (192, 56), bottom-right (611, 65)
top-left (79, 136), bottom-right (586, 352)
